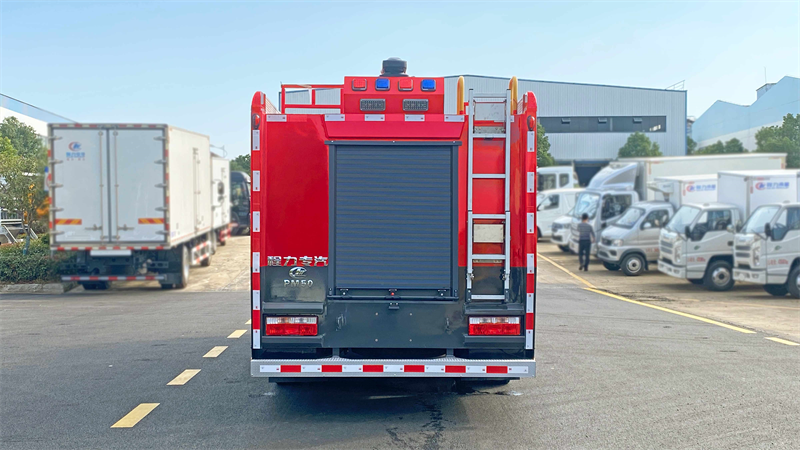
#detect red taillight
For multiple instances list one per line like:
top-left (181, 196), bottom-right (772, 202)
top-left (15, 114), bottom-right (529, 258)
top-left (265, 317), bottom-right (318, 336)
top-left (468, 317), bottom-right (521, 336)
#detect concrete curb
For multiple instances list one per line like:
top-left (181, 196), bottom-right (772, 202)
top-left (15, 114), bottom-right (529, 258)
top-left (0, 282), bottom-right (78, 295)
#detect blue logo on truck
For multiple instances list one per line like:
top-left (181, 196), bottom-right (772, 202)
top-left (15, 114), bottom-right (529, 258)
top-left (686, 183), bottom-right (716, 193)
top-left (66, 142), bottom-right (85, 160)
top-left (755, 181), bottom-right (789, 190)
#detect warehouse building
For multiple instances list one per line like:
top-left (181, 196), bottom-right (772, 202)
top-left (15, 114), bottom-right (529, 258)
top-left (692, 76), bottom-right (799, 151)
top-left (282, 74), bottom-right (687, 184)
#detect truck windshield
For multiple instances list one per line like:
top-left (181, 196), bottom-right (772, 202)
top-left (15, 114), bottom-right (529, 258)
top-left (573, 192), bottom-right (600, 220)
top-left (539, 173), bottom-right (557, 191)
top-left (614, 207), bottom-right (645, 229)
top-left (742, 205), bottom-right (781, 234)
top-left (666, 206), bottom-right (701, 232)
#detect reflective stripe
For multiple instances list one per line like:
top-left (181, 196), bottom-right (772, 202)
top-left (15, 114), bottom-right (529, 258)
top-left (527, 172), bottom-right (535, 193)
top-left (252, 252), bottom-right (260, 273)
top-left (527, 213), bottom-right (535, 233)
top-left (258, 364), bottom-right (531, 375)
top-left (527, 253), bottom-right (535, 274)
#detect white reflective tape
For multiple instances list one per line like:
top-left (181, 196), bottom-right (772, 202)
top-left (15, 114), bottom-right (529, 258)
top-left (527, 213), bottom-right (535, 233)
top-left (301, 365), bottom-right (322, 373)
top-left (342, 365), bottom-right (363, 373)
top-left (252, 290), bottom-right (260, 310)
top-left (527, 254), bottom-right (535, 274)
top-left (365, 114), bottom-right (384, 121)
top-left (526, 330), bottom-right (533, 349)
top-left (252, 252), bottom-right (260, 273)
top-left (508, 366), bottom-right (529, 374)
top-left (527, 131), bottom-right (535, 152)
top-left (325, 114), bottom-right (345, 121)
top-left (527, 293), bottom-right (534, 313)
top-left (253, 329), bottom-right (261, 349)
top-left (405, 114), bottom-right (425, 122)
top-left (259, 364), bottom-right (279, 373)
top-left (527, 172), bottom-right (535, 193)
top-left (425, 365), bottom-right (445, 373)
top-left (252, 171), bottom-right (260, 191)
top-left (384, 365), bottom-right (404, 373)
top-left (252, 211), bottom-right (260, 233)
top-left (266, 115), bottom-right (286, 122)
top-left (252, 130), bottom-right (260, 151)
top-left (466, 366), bottom-right (487, 374)
top-left (510, 115), bottom-right (515, 122)
top-left (444, 115), bottom-right (465, 122)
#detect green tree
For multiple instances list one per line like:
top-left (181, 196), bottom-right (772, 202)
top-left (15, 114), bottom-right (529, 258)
top-left (618, 132), bottom-right (662, 158)
top-left (230, 154), bottom-right (250, 173)
top-left (696, 138), bottom-right (746, 155)
top-left (755, 113), bottom-right (799, 168)
top-left (536, 122), bottom-right (555, 167)
top-left (0, 116), bottom-right (46, 160)
top-left (686, 136), bottom-right (697, 155)
top-left (0, 118), bottom-right (48, 255)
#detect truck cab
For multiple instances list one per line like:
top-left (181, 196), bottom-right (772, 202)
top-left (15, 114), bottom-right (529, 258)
top-left (658, 203), bottom-right (741, 291)
top-left (597, 201), bottom-right (674, 276)
top-left (230, 171), bottom-right (251, 234)
top-left (733, 202), bottom-right (800, 298)
top-left (569, 189), bottom-right (638, 255)
top-left (536, 188), bottom-right (582, 240)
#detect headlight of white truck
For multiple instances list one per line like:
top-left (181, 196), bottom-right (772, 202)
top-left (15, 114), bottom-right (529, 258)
top-left (752, 241), bottom-right (762, 266)
top-left (674, 244), bottom-right (682, 264)
top-left (612, 239), bottom-right (624, 247)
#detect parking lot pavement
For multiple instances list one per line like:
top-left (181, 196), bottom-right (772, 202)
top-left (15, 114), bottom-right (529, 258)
top-left (538, 241), bottom-right (800, 341)
top-left (2, 242), bottom-right (800, 449)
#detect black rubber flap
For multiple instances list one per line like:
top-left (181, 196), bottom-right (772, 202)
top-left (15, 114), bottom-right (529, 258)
top-left (333, 144), bottom-right (454, 290)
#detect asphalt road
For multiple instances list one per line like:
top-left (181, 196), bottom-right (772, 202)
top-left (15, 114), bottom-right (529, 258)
top-left (2, 265), bottom-right (799, 449)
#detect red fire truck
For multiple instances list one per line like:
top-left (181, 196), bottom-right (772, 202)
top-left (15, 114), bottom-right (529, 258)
top-left (250, 59), bottom-right (537, 382)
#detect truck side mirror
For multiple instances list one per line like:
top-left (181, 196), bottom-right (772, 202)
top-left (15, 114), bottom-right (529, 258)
top-left (726, 224), bottom-right (734, 234)
top-left (764, 222), bottom-right (772, 239)
top-left (601, 222), bottom-right (607, 229)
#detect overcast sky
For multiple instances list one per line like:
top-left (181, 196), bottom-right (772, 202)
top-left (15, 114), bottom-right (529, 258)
top-left (2, 1), bottom-right (798, 157)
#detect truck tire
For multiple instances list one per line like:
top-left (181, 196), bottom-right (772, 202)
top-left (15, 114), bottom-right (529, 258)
top-left (175, 245), bottom-right (190, 289)
top-left (602, 261), bottom-right (620, 271)
top-left (558, 245), bottom-right (570, 253)
top-left (703, 260), bottom-right (734, 291)
top-left (621, 254), bottom-right (645, 277)
top-left (81, 281), bottom-right (110, 290)
top-left (787, 265), bottom-right (800, 299)
top-left (763, 284), bottom-right (788, 297)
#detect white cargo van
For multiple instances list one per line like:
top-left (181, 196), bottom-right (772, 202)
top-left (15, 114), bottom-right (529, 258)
top-left (538, 166), bottom-right (578, 191)
top-left (211, 155), bottom-right (232, 247)
top-left (731, 170), bottom-right (800, 297)
top-left (536, 188), bottom-right (582, 239)
top-left (49, 123), bottom-right (225, 289)
top-left (659, 170), bottom-right (798, 291)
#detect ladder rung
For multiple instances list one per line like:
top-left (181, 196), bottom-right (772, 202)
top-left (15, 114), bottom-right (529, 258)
top-left (472, 174), bottom-right (505, 179)
top-left (473, 214), bottom-right (506, 219)
top-left (473, 94), bottom-right (508, 100)
top-left (471, 294), bottom-right (505, 301)
top-left (474, 134), bottom-right (506, 139)
top-left (472, 254), bottom-right (506, 260)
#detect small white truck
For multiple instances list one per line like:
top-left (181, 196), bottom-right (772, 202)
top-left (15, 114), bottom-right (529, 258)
top-left (538, 166), bottom-right (578, 191)
top-left (731, 170), bottom-right (800, 297)
top-left (658, 169), bottom-right (797, 291)
top-left (536, 188), bottom-right (582, 240)
top-left (49, 124), bottom-right (230, 289)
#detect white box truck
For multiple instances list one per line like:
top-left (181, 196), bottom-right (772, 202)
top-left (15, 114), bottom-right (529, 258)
top-left (49, 123), bottom-right (224, 289)
top-left (596, 175), bottom-right (719, 276)
top-left (658, 169), bottom-right (798, 291)
top-left (538, 166), bottom-right (579, 191)
top-left (570, 153), bottom-right (787, 255)
top-left (730, 170), bottom-right (800, 297)
top-left (211, 154), bottom-right (232, 247)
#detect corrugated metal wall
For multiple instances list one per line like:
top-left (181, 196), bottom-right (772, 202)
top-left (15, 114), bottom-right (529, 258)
top-left (282, 76), bottom-right (687, 160)
top-left (447, 76), bottom-right (686, 160)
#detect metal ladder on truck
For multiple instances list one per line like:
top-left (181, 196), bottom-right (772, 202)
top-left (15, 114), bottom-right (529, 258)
top-left (466, 88), bottom-right (512, 301)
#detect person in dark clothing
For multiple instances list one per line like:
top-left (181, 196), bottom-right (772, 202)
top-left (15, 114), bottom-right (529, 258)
top-left (578, 213), bottom-right (595, 271)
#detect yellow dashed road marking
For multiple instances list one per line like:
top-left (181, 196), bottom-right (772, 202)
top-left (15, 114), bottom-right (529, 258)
top-left (538, 254), bottom-right (596, 289)
top-left (765, 337), bottom-right (799, 346)
top-left (245, 319), bottom-right (251, 325)
top-left (228, 329), bottom-right (247, 339)
top-left (203, 346), bottom-right (228, 358)
top-left (585, 288), bottom-right (756, 334)
top-left (111, 403), bottom-right (159, 428)
top-left (167, 369), bottom-right (201, 386)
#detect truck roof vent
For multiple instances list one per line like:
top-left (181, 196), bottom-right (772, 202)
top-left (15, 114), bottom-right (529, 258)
top-left (381, 57), bottom-right (408, 77)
